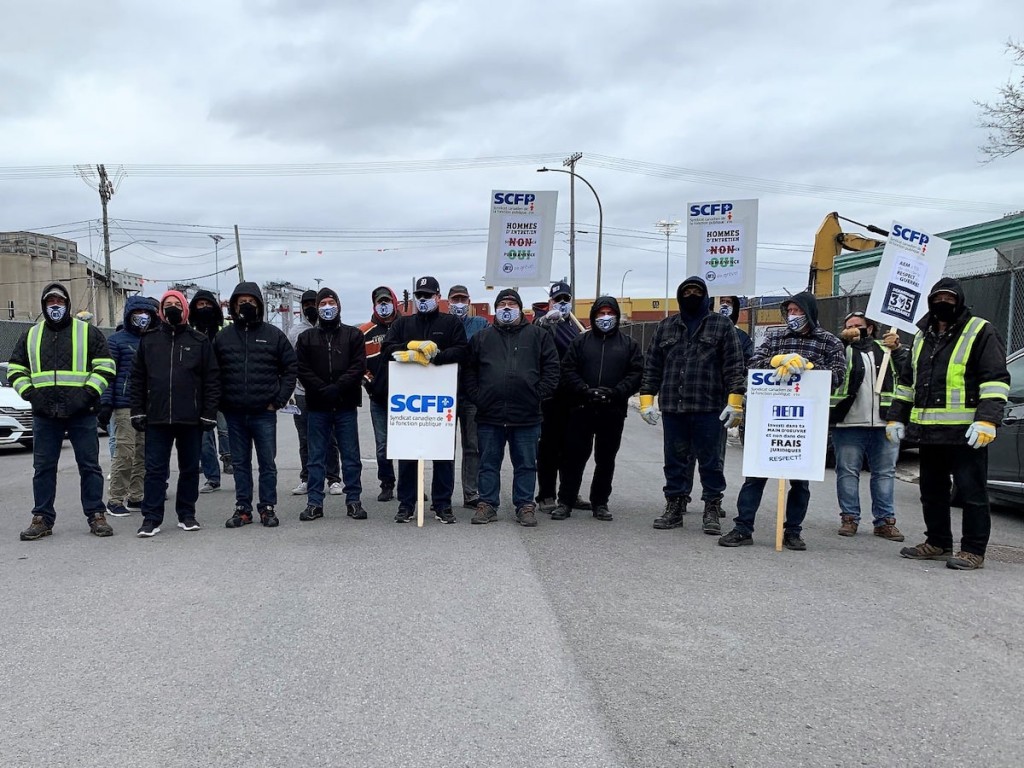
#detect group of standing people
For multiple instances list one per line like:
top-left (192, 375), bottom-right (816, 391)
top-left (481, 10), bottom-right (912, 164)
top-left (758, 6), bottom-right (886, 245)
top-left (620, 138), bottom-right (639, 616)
top-left (8, 272), bottom-right (1010, 570)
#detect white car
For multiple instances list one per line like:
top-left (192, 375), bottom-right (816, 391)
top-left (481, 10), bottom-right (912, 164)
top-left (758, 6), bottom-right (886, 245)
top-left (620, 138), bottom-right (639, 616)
top-left (0, 362), bottom-right (33, 448)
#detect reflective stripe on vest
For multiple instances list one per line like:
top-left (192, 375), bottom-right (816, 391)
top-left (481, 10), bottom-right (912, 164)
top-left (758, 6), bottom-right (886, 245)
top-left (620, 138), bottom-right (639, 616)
top-left (909, 317), bottom-right (989, 426)
top-left (829, 341), bottom-right (899, 406)
top-left (26, 318), bottom-right (111, 394)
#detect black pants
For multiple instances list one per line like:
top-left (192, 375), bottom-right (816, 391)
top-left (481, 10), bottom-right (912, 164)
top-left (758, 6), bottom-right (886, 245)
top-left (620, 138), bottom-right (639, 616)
top-left (557, 405), bottom-right (626, 507)
top-left (536, 392), bottom-right (571, 501)
top-left (918, 443), bottom-right (991, 556)
top-left (143, 424), bottom-right (202, 525)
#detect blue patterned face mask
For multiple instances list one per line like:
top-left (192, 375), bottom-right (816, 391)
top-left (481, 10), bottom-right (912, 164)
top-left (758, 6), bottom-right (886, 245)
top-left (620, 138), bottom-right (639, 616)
top-left (449, 302), bottom-right (469, 318)
top-left (46, 305), bottom-right (67, 322)
top-left (319, 305), bottom-right (339, 322)
top-left (554, 300), bottom-right (571, 317)
top-left (594, 315), bottom-right (617, 332)
top-left (131, 312), bottom-right (151, 329)
top-left (416, 297), bottom-right (437, 313)
top-left (496, 306), bottom-right (520, 325)
top-left (719, 305), bottom-right (733, 317)
top-left (376, 302), bottom-right (394, 318)
top-left (787, 314), bottom-right (808, 332)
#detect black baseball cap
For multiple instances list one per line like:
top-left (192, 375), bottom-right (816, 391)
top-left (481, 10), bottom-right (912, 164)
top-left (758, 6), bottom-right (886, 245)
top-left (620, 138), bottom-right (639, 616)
top-left (413, 276), bottom-right (440, 295)
top-left (448, 284), bottom-right (470, 298)
top-left (549, 281), bottom-right (572, 300)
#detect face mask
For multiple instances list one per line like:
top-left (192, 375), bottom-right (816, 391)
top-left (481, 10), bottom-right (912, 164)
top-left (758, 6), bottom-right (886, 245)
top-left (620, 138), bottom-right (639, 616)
top-left (719, 305), bottom-right (733, 317)
top-left (131, 313), bottom-right (151, 329)
top-left (449, 302), bottom-right (468, 318)
top-left (163, 306), bottom-right (183, 325)
top-left (930, 302), bottom-right (956, 322)
top-left (594, 315), bottom-right (617, 332)
top-left (319, 305), bottom-right (339, 322)
top-left (681, 294), bottom-right (704, 315)
top-left (787, 314), bottom-right (808, 332)
top-left (496, 306), bottom-right (520, 325)
top-left (46, 304), bottom-right (67, 322)
top-left (416, 297), bottom-right (438, 313)
top-left (554, 300), bottom-right (571, 317)
top-left (238, 303), bottom-right (259, 322)
top-left (303, 306), bottom-right (317, 324)
top-left (193, 306), bottom-right (219, 325)
top-left (376, 302), bottom-right (394, 318)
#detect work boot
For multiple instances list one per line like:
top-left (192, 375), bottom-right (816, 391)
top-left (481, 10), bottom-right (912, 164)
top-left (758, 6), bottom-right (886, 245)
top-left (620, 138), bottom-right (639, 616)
top-left (592, 505), bottom-right (613, 521)
top-left (702, 498), bottom-right (722, 535)
top-left (89, 513), bottom-right (114, 537)
top-left (20, 516), bottom-right (53, 541)
top-left (550, 503), bottom-right (571, 521)
top-left (718, 529), bottom-right (753, 547)
top-left (946, 551), bottom-right (985, 570)
top-left (377, 484), bottom-right (394, 502)
top-left (347, 502), bottom-right (368, 520)
top-left (299, 504), bottom-right (324, 522)
top-left (783, 534), bottom-right (807, 551)
top-left (573, 496), bottom-right (592, 511)
top-left (900, 541), bottom-right (952, 560)
top-left (838, 515), bottom-right (858, 537)
top-left (537, 497), bottom-right (557, 514)
top-left (653, 497), bottom-right (685, 529)
top-left (873, 518), bottom-right (904, 542)
top-left (258, 504), bottom-right (279, 527)
top-left (471, 502), bottom-right (497, 525)
top-left (226, 507), bottom-right (253, 528)
top-left (516, 503), bottom-right (538, 527)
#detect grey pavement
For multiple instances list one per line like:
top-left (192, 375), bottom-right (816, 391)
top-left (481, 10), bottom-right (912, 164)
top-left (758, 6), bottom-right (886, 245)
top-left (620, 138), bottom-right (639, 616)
top-left (1, 409), bottom-right (1022, 767)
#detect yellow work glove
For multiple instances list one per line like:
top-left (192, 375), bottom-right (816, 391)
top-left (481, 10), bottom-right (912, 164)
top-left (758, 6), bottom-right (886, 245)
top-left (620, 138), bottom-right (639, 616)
top-left (770, 353), bottom-right (813, 381)
top-left (719, 393), bottom-right (744, 429)
top-left (392, 349), bottom-right (431, 366)
top-left (638, 394), bottom-right (660, 426)
top-left (407, 340), bottom-right (439, 360)
top-left (965, 421), bottom-right (996, 449)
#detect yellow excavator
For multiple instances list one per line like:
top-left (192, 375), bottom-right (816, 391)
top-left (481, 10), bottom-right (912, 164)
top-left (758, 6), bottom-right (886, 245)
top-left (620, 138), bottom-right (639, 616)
top-left (809, 212), bottom-right (889, 298)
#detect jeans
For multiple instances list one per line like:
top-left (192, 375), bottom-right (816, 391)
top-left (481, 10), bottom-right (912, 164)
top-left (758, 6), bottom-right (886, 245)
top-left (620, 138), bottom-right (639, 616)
top-left (457, 401), bottom-right (480, 502)
top-left (109, 407), bottom-right (145, 503)
top-left (200, 412), bottom-right (230, 484)
top-left (398, 458), bottom-right (455, 511)
top-left (662, 411), bottom-right (726, 501)
top-left (294, 394), bottom-right (341, 484)
top-left (31, 410), bottom-right (105, 526)
top-left (307, 408), bottom-right (362, 506)
top-left (536, 393), bottom-right (570, 500)
top-left (733, 476), bottom-right (811, 537)
top-left (832, 426), bottom-right (899, 525)
top-left (369, 400), bottom-right (395, 488)
top-left (477, 422), bottom-right (542, 510)
top-left (142, 424), bottom-right (202, 525)
top-left (558, 405), bottom-right (625, 507)
top-left (919, 443), bottom-right (991, 556)
top-left (224, 409), bottom-right (279, 510)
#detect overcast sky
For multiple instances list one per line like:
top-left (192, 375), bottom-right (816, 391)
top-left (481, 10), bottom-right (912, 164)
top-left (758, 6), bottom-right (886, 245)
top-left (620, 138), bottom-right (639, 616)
top-left (1, 0), bottom-right (1022, 322)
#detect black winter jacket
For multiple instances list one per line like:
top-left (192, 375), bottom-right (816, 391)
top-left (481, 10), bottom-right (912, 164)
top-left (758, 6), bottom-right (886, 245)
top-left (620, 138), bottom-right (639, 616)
top-left (464, 318), bottom-right (560, 427)
top-left (130, 323), bottom-right (220, 425)
top-left (379, 308), bottom-right (468, 396)
top-left (296, 322), bottom-right (366, 412)
top-left (561, 297), bottom-right (643, 416)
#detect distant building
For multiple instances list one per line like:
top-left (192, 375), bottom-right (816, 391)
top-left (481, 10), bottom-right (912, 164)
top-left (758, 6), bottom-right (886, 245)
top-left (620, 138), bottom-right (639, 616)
top-left (0, 232), bottom-right (143, 326)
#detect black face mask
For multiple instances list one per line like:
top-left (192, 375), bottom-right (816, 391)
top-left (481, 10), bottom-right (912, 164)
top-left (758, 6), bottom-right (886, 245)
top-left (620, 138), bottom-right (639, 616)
top-left (303, 306), bottom-right (317, 324)
top-left (238, 303), bottom-right (259, 323)
top-left (193, 306), bottom-right (220, 327)
top-left (163, 306), bottom-right (184, 325)
top-left (681, 294), bottom-right (704, 315)
top-left (930, 302), bottom-right (957, 323)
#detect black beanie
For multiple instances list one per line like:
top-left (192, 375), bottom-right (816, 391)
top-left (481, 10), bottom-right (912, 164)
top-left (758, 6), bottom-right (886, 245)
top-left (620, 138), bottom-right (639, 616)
top-left (494, 288), bottom-right (523, 309)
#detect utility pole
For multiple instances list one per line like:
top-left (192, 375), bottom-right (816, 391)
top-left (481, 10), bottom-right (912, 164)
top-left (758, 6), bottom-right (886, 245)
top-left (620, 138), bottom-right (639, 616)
top-left (97, 164), bottom-right (115, 325)
top-left (233, 225), bottom-right (245, 281)
top-left (209, 235), bottom-right (224, 299)
top-left (655, 220), bottom-right (680, 318)
top-left (562, 152), bottom-right (582, 309)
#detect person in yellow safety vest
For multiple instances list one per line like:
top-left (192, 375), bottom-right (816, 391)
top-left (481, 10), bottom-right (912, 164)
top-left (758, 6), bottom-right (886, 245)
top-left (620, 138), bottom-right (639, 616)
top-left (7, 283), bottom-right (117, 541)
top-left (829, 311), bottom-right (908, 542)
top-left (886, 277), bottom-right (1010, 571)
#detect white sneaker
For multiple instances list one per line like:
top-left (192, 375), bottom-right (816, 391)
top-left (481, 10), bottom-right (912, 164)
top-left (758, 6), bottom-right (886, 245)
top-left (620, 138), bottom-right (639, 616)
top-left (291, 481), bottom-right (308, 495)
top-left (199, 481), bottom-right (220, 494)
top-left (328, 482), bottom-right (344, 495)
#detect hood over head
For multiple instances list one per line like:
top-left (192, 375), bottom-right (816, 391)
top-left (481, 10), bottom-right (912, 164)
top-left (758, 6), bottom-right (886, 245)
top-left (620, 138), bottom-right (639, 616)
top-left (781, 291), bottom-right (819, 330)
top-left (724, 295), bottom-right (741, 326)
top-left (927, 276), bottom-right (965, 311)
top-left (300, 289), bottom-right (317, 306)
top-left (589, 296), bottom-right (621, 335)
top-left (676, 276), bottom-right (711, 318)
top-left (188, 290), bottom-right (223, 331)
top-left (39, 282), bottom-right (72, 328)
top-left (228, 281), bottom-right (265, 322)
top-left (160, 290), bottom-right (190, 325)
top-left (123, 294), bottom-right (160, 332)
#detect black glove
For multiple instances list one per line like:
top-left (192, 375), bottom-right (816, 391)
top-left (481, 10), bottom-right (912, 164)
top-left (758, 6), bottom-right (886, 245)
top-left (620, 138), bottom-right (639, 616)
top-left (200, 417), bottom-right (218, 432)
top-left (97, 404), bottom-right (113, 429)
top-left (586, 387), bottom-right (611, 405)
top-left (321, 383), bottom-right (341, 403)
top-left (130, 415), bottom-right (147, 432)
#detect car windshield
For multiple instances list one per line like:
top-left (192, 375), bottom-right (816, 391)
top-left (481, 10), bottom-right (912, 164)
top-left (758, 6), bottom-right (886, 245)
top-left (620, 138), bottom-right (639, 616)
top-left (1007, 352), bottom-right (1024, 403)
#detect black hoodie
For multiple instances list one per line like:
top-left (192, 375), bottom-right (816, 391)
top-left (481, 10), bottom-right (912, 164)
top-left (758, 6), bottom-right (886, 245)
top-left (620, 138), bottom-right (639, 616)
top-left (887, 277), bottom-right (1010, 444)
top-left (188, 289), bottom-right (224, 340)
top-left (213, 281), bottom-right (297, 412)
top-left (561, 296), bottom-right (643, 414)
top-left (295, 287), bottom-right (366, 412)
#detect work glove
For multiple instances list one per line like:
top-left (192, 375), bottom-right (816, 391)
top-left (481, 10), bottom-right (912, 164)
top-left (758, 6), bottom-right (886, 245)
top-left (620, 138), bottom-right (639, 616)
top-left (839, 328), bottom-right (861, 343)
top-left (320, 384), bottom-right (340, 403)
top-left (536, 311), bottom-right (563, 326)
top-left (392, 349), bottom-right (431, 366)
top-left (200, 417), bottom-right (218, 432)
top-left (770, 353), bottom-right (814, 382)
top-left (885, 421), bottom-right (905, 444)
top-left (965, 421), bottom-right (996, 449)
top-left (407, 340), bottom-right (439, 360)
top-left (130, 415), bottom-right (148, 433)
top-left (639, 394), bottom-right (660, 426)
top-left (97, 404), bottom-right (113, 429)
top-left (719, 393), bottom-right (744, 429)
top-left (881, 330), bottom-right (901, 350)
top-left (586, 387), bottom-right (612, 405)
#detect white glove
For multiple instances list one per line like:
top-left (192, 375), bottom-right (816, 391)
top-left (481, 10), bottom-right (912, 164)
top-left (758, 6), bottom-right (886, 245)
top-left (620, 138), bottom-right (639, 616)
top-left (965, 421), bottom-right (996, 449)
top-left (885, 422), bottom-right (905, 444)
top-left (639, 394), bottom-right (660, 425)
top-left (537, 311), bottom-right (563, 326)
top-left (719, 405), bottom-right (742, 429)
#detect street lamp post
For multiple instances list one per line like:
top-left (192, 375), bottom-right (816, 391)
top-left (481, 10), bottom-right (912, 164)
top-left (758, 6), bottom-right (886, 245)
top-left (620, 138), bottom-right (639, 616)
top-left (537, 167), bottom-right (604, 299)
top-left (620, 268), bottom-right (633, 299)
top-left (655, 220), bottom-right (680, 318)
top-left (209, 235), bottom-right (225, 299)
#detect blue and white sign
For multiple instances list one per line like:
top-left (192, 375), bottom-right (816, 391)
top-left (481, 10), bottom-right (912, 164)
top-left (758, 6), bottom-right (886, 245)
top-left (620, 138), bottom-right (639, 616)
top-left (387, 363), bottom-right (458, 460)
top-left (486, 189), bottom-right (558, 287)
top-left (686, 198), bottom-right (758, 295)
top-left (742, 369), bottom-right (830, 481)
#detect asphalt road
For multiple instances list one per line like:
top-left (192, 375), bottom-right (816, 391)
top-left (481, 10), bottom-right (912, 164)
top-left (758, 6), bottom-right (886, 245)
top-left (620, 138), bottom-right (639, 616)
top-left (1, 410), bottom-right (1022, 768)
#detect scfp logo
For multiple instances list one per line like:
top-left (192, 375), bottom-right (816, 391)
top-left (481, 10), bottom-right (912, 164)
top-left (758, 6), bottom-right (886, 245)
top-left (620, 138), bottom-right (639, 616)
top-left (390, 394), bottom-right (455, 413)
top-left (494, 193), bottom-right (536, 206)
top-left (892, 224), bottom-right (929, 247)
top-left (751, 372), bottom-right (802, 386)
top-left (689, 202), bottom-right (734, 217)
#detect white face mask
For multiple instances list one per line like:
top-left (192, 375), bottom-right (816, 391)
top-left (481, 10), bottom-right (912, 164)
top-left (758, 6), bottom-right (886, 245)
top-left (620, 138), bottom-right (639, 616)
top-left (131, 312), bottom-right (151, 329)
top-left (46, 304), bottom-right (67, 322)
top-left (449, 302), bottom-right (469, 318)
top-left (416, 297), bottom-right (438, 313)
top-left (554, 300), bottom-right (571, 317)
top-left (787, 314), bottom-right (808, 332)
top-left (496, 306), bottom-right (520, 325)
top-left (719, 305), bottom-right (733, 317)
top-left (319, 305), bottom-right (339, 322)
top-left (594, 315), bottom-right (617, 332)
top-left (376, 302), bottom-right (394, 318)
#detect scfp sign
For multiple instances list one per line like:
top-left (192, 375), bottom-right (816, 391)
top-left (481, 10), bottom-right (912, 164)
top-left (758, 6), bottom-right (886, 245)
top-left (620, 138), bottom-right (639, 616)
top-left (390, 394), bottom-right (455, 413)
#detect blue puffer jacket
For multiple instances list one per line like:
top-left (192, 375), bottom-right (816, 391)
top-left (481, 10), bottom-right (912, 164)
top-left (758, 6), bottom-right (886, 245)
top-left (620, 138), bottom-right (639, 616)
top-left (100, 295), bottom-right (160, 408)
